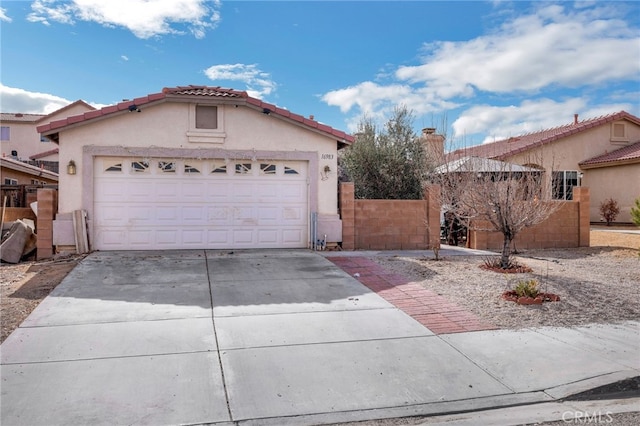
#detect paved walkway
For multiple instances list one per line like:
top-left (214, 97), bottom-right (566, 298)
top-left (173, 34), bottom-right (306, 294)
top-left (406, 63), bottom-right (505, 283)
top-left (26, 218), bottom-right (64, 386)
top-left (1, 249), bottom-right (638, 426)
top-left (327, 256), bottom-right (496, 334)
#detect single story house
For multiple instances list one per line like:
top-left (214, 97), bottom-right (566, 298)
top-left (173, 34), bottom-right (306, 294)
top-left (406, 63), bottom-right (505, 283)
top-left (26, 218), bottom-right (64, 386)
top-left (37, 85), bottom-right (354, 251)
top-left (447, 111), bottom-right (640, 223)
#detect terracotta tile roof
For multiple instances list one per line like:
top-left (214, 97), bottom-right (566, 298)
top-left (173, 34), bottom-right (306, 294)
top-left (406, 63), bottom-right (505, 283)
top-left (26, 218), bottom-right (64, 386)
top-left (1, 113), bottom-right (46, 123)
top-left (37, 85), bottom-right (354, 144)
top-left (448, 111), bottom-right (640, 161)
top-left (579, 140), bottom-right (640, 168)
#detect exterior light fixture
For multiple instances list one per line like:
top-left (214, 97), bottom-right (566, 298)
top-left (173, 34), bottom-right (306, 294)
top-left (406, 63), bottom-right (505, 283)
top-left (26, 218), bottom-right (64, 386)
top-left (67, 160), bottom-right (77, 175)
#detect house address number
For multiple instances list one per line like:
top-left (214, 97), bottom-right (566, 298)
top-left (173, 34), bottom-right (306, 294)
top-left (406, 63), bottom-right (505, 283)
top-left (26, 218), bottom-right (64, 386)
top-left (321, 154), bottom-right (334, 159)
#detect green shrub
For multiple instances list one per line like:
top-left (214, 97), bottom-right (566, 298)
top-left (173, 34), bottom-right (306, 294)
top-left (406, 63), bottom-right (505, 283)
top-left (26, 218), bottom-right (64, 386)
top-left (631, 197), bottom-right (640, 227)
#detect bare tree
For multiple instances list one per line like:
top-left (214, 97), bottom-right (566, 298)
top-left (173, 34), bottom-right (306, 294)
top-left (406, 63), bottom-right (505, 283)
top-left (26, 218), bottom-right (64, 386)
top-left (434, 155), bottom-right (563, 269)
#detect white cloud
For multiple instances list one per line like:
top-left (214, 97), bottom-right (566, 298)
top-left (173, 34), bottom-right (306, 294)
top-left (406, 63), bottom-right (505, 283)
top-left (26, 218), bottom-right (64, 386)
top-left (0, 7), bottom-right (12, 22)
top-left (321, 3), bottom-right (639, 139)
top-left (121, 55), bottom-right (129, 61)
top-left (203, 64), bottom-right (277, 98)
top-left (396, 4), bottom-right (639, 97)
top-left (27, 0), bottom-right (221, 39)
top-left (0, 84), bottom-right (72, 114)
top-left (0, 84), bottom-right (109, 114)
top-left (453, 98), bottom-right (634, 144)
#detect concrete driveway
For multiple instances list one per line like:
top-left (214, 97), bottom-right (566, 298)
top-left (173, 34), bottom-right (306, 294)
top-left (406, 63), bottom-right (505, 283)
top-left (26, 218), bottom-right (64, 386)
top-left (1, 250), bottom-right (638, 425)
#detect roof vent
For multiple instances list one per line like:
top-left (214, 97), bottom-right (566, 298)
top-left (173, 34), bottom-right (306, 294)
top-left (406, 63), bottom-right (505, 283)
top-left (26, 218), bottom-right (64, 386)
top-left (15, 113), bottom-right (23, 117)
top-left (574, 114), bottom-right (579, 124)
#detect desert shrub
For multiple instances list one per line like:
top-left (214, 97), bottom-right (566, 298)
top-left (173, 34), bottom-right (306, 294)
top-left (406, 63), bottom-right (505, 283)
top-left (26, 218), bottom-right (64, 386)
top-left (514, 279), bottom-right (539, 298)
top-left (599, 198), bottom-right (620, 226)
top-left (480, 256), bottom-right (532, 273)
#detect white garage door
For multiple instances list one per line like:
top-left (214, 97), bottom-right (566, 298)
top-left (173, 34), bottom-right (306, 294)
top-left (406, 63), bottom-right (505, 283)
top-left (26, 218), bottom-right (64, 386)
top-left (93, 157), bottom-right (308, 250)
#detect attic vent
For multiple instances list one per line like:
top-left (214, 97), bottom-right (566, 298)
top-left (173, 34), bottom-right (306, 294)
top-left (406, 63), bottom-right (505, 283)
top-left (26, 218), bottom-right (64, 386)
top-left (611, 122), bottom-right (628, 143)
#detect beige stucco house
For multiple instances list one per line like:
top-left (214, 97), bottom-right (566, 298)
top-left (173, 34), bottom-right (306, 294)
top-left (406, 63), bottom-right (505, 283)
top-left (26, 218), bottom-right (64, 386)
top-left (1, 100), bottom-right (95, 170)
top-left (38, 85), bottom-right (354, 251)
top-left (447, 111), bottom-right (640, 224)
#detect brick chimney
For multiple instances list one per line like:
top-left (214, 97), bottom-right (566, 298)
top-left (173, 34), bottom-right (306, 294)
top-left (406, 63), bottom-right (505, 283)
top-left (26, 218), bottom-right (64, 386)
top-left (421, 128), bottom-right (445, 164)
top-left (574, 114), bottom-right (579, 124)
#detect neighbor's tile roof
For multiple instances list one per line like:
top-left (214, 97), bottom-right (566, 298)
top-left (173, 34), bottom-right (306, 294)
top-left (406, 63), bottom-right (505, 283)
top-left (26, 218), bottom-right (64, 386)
top-left (37, 85), bottom-right (354, 143)
top-left (579, 140), bottom-right (640, 168)
top-left (448, 111), bottom-right (640, 161)
top-left (1, 113), bottom-right (46, 123)
top-left (30, 148), bottom-right (59, 160)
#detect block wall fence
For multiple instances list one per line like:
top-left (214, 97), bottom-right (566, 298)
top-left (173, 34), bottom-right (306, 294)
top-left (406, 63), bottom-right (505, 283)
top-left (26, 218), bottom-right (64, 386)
top-left (339, 182), bottom-right (441, 250)
top-left (339, 184), bottom-right (589, 252)
top-left (467, 187), bottom-right (590, 250)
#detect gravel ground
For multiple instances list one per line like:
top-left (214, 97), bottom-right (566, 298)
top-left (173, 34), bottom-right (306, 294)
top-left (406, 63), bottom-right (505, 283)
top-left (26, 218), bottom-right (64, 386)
top-left (372, 246), bottom-right (639, 330)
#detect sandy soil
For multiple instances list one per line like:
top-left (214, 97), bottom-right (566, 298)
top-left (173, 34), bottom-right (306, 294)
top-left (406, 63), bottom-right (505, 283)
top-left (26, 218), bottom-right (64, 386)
top-left (0, 255), bottom-right (83, 343)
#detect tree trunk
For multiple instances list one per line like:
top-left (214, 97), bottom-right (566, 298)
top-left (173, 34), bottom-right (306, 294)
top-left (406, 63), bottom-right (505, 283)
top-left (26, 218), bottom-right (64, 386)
top-left (500, 235), bottom-right (513, 269)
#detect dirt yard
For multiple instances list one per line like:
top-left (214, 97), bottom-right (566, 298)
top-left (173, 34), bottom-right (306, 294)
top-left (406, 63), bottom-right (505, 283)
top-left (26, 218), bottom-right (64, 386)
top-left (1, 228), bottom-right (639, 343)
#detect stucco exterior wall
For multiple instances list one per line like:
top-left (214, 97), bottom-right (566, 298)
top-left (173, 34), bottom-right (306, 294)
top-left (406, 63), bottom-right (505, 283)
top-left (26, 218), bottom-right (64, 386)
top-left (585, 164), bottom-right (639, 223)
top-left (1, 121), bottom-right (53, 160)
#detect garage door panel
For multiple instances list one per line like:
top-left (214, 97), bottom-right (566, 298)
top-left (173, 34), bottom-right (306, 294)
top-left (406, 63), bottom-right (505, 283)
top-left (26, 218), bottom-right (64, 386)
top-left (207, 229), bottom-right (231, 245)
top-left (232, 230), bottom-right (254, 244)
top-left (94, 158), bottom-right (308, 250)
top-left (207, 206), bottom-right (232, 225)
top-left (280, 183), bottom-right (306, 200)
top-left (257, 229), bottom-right (278, 244)
top-left (156, 182), bottom-right (180, 200)
top-left (182, 182), bottom-right (207, 199)
top-left (283, 229), bottom-right (304, 244)
top-left (182, 230), bottom-right (205, 245)
top-left (129, 229), bottom-right (154, 246)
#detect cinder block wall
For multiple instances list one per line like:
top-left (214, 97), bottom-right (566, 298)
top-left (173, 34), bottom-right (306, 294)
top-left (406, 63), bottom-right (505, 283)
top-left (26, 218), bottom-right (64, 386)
top-left (467, 188), bottom-right (590, 251)
top-left (339, 183), bottom-right (441, 250)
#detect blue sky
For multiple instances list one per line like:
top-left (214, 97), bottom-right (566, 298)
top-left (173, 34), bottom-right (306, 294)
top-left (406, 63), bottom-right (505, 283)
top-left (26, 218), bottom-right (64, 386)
top-left (1, 0), bottom-right (638, 149)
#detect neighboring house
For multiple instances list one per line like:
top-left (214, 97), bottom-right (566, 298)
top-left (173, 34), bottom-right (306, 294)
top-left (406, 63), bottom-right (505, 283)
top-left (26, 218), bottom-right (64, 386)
top-left (1, 156), bottom-right (58, 185)
top-left (1, 156), bottom-right (58, 207)
top-left (447, 111), bottom-right (640, 223)
top-left (37, 85), bottom-right (354, 251)
top-left (1, 100), bottom-right (95, 170)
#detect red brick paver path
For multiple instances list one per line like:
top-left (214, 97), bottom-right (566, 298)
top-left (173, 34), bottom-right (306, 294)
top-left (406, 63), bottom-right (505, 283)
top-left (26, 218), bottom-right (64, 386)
top-left (328, 256), bottom-right (497, 335)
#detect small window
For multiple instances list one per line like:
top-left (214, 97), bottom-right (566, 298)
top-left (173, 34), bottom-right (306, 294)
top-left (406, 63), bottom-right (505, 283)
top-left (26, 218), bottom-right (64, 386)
top-left (158, 161), bottom-right (176, 173)
top-left (105, 162), bottom-right (123, 172)
top-left (40, 135), bottom-right (49, 143)
top-left (260, 163), bottom-right (277, 175)
top-left (131, 160), bottom-right (150, 173)
top-left (0, 126), bottom-right (9, 141)
top-left (196, 105), bottom-right (218, 129)
top-left (611, 122), bottom-right (628, 142)
top-left (235, 163), bottom-right (252, 175)
top-left (284, 166), bottom-right (299, 175)
top-left (4, 178), bottom-right (18, 185)
top-left (185, 164), bottom-right (200, 174)
top-left (211, 164), bottom-right (227, 174)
